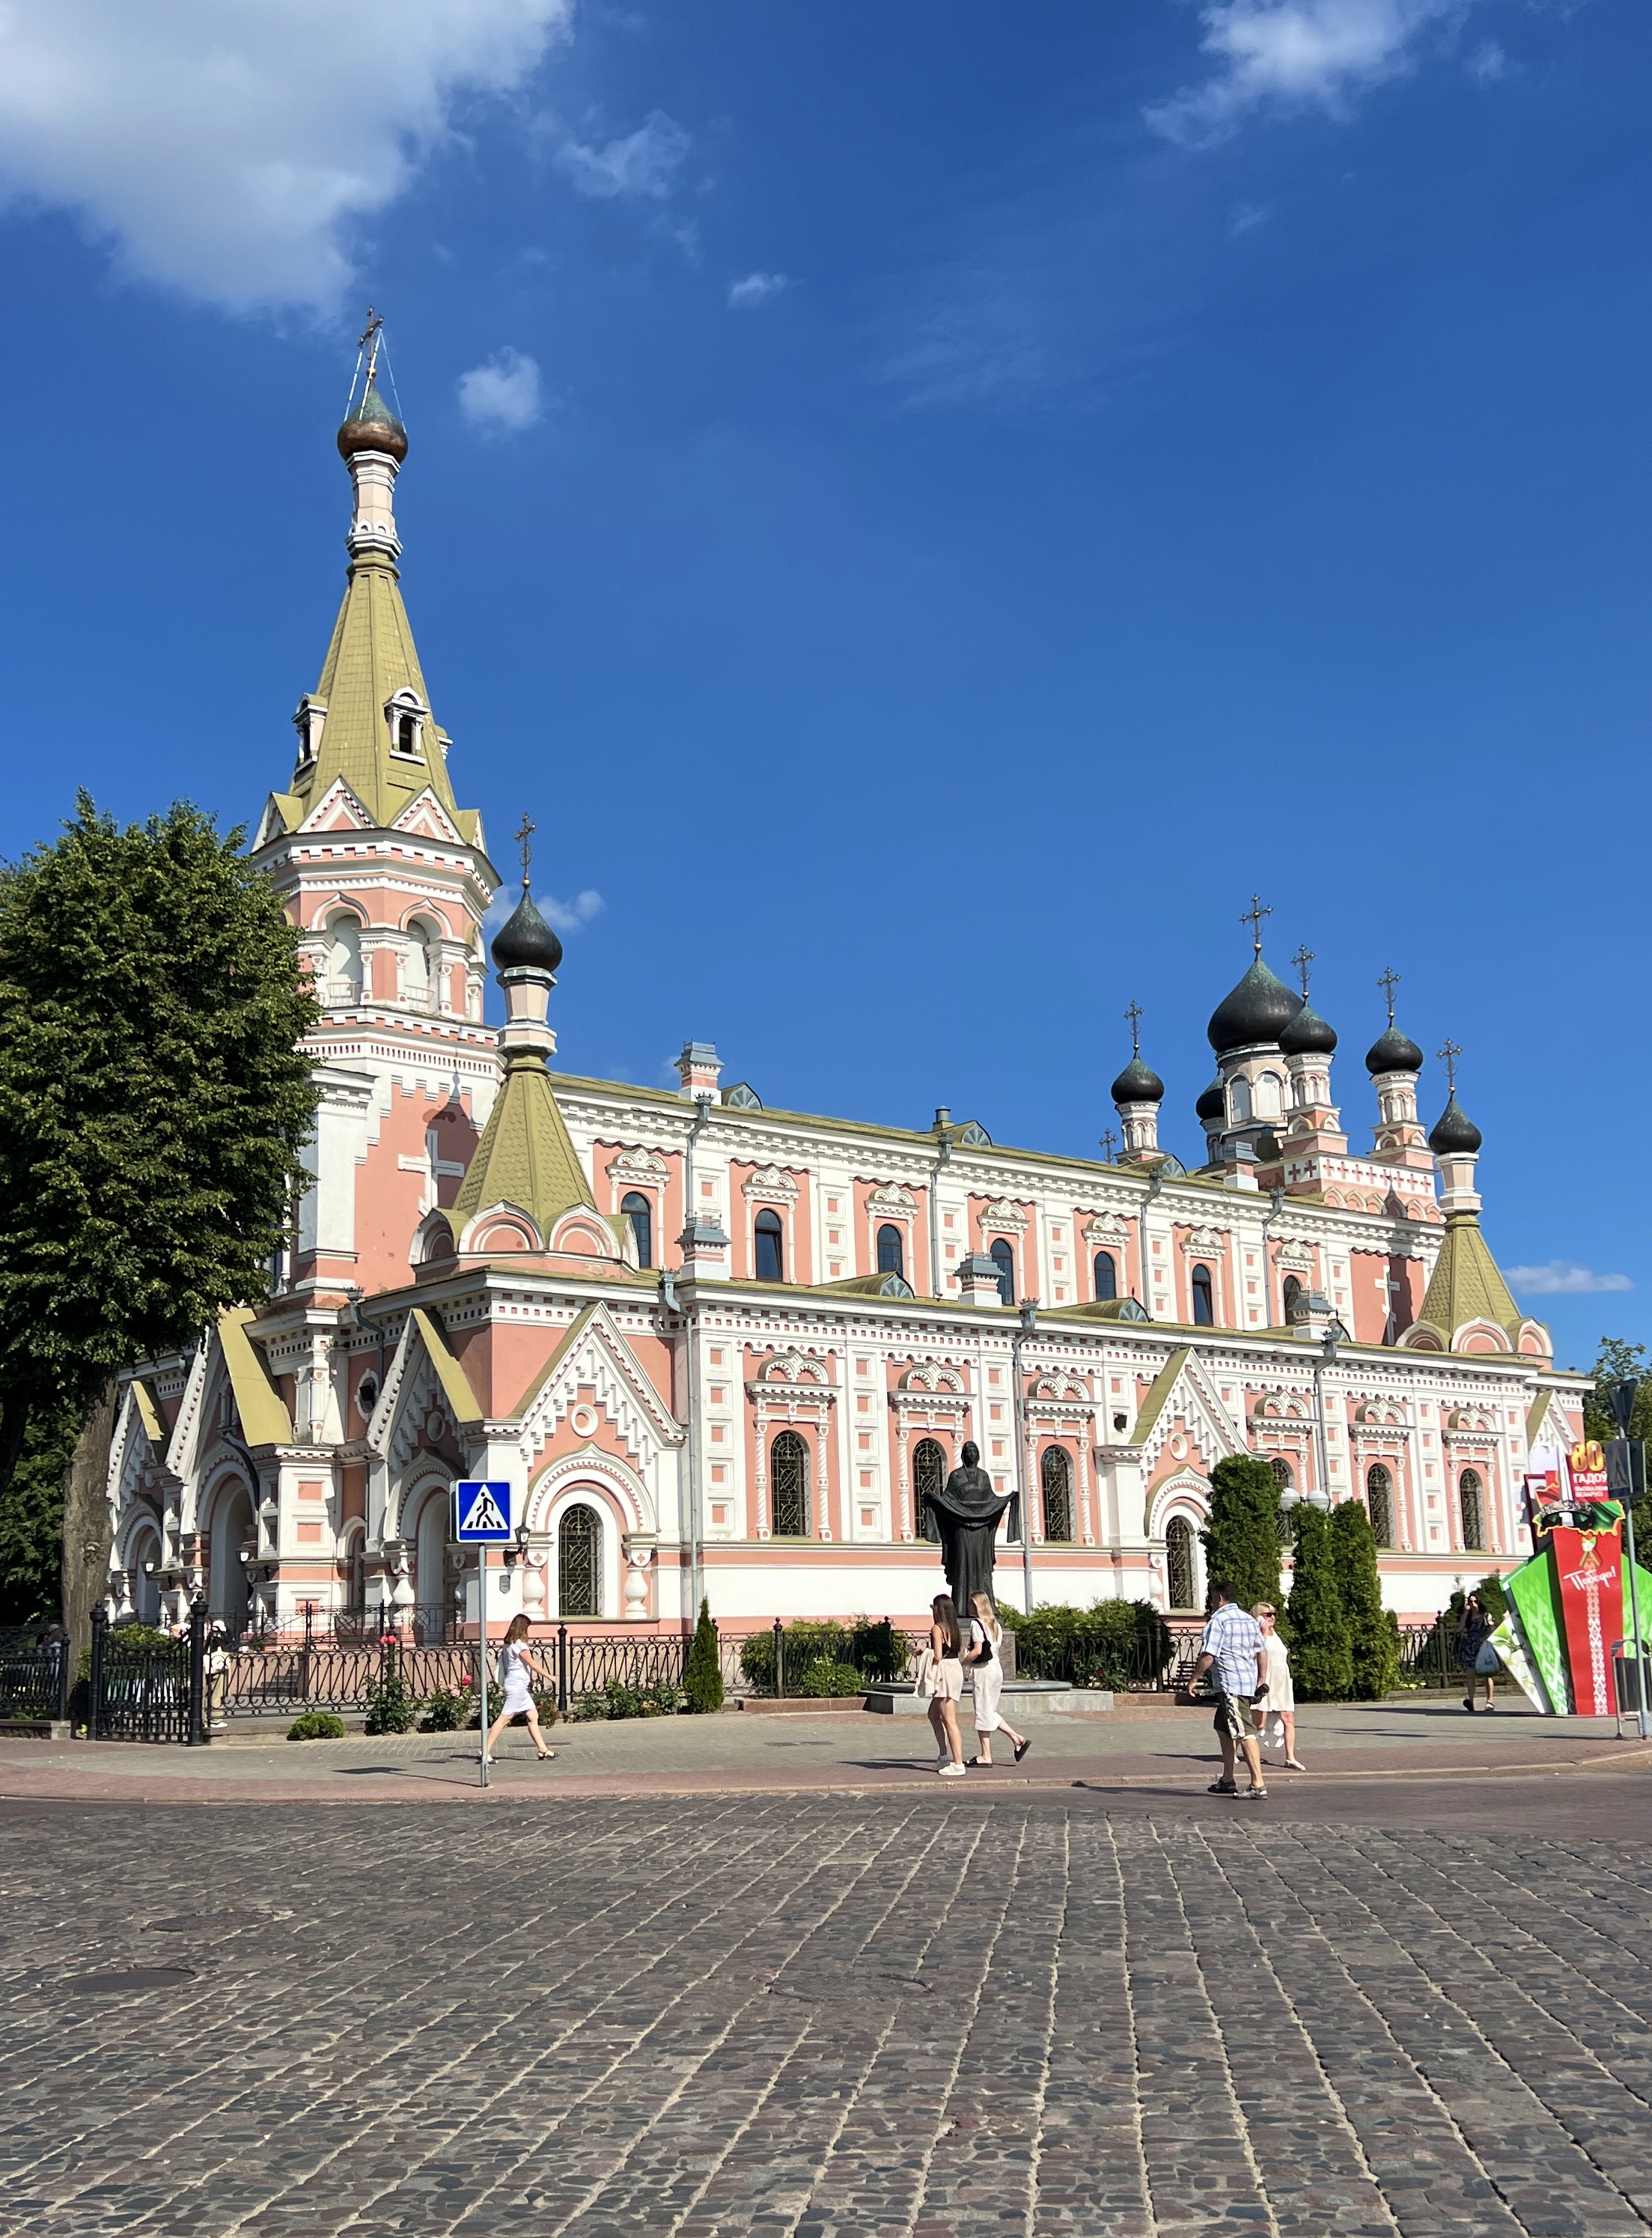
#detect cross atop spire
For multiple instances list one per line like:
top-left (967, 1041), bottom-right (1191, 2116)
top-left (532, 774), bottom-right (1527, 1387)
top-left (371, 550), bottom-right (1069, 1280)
top-left (1124, 999), bottom-right (1144, 1056)
top-left (1437, 1038), bottom-right (1461, 1094)
top-left (358, 304), bottom-right (384, 383)
top-left (1377, 967), bottom-right (1401, 1025)
top-left (515, 811), bottom-right (537, 893)
top-left (1291, 944), bottom-right (1314, 997)
top-left (1099, 1127), bottom-right (1120, 1161)
top-left (1241, 894), bottom-right (1271, 956)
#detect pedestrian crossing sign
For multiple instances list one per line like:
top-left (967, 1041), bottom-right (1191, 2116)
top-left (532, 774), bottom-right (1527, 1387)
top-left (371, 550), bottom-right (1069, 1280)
top-left (454, 1480), bottom-right (513, 1543)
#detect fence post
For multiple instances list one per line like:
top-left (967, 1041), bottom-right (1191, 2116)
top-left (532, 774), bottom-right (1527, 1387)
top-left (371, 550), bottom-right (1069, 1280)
top-left (557, 1623), bottom-right (568, 1717)
top-left (187, 1597), bottom-right (207, 1748)
top-left (55, 1629), bottom-right (72, 1724)
top-left (300, 1600), bottom-right (314, 1704)
top-left (89, 1605), bottom-right (107, 1740)
top-left (773, 1617), bottom-right (785, 1699)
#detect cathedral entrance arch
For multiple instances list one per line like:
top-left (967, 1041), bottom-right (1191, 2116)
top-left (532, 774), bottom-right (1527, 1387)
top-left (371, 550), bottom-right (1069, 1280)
top-left (409, 1482), bottom-right (454, 1640)
top-left (207, 1476), bottom-right (255, 1631)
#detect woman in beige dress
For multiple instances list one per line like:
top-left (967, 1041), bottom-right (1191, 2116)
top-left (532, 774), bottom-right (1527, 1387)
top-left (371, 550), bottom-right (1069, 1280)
top-left (1251, 1602), bottom-right (1305, 1770)
top-left (925, 1594), bottom-right (968, 1777)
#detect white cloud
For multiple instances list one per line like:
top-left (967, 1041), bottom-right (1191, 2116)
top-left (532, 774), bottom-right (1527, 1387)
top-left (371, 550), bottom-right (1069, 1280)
top-left (1507, 1262), bottom-right (1634, 1297)
top-left (1467, 39), bottom-right (1506, 83)
top-left (541, 888), bottom-right (603, 934)
top-left (1147, 0), bottom-right (1466, 145)
top-left (457, 347), bottom-right (543, 434)
top-left (554, 109), bottom-right (689, 200)
top-left (0, 0), bottom-right (571, 313)
top-left (1228, 199), bottom-right (1270, 236)
top-left (728, 270), bottom-right (789, 308)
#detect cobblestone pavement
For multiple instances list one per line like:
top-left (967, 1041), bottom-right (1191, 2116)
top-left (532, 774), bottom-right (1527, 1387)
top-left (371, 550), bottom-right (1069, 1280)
top-left (4, 1790), bottom-right (1652, 2237)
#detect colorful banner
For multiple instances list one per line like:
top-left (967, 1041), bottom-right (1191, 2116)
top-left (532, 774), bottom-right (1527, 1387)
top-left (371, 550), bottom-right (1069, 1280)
top-left (1548, 1519), bottom-right (1624, 1716)
top-left (1505, 1552), bottom-right (1570, 1712)
top-left (1493, 1518), bottom-right (1652, 1716)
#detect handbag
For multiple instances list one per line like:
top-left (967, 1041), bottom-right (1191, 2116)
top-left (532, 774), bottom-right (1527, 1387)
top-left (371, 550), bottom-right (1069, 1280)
top-left (1473, 1639), bottom-right (1501, 1676)
top-left (912, 1647), bottom-right (937, 1700)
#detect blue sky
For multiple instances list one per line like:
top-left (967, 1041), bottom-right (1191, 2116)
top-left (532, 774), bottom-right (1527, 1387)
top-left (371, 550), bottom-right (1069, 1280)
top-left (1, 1), bottom-right (1647, 1369)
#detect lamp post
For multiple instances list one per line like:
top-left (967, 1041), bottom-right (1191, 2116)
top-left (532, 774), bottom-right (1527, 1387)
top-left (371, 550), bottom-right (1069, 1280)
top-left (1012, 1299), bottom-right (1038, 1614)
top-left (1606, 1378), bottom-right (1650, 1739)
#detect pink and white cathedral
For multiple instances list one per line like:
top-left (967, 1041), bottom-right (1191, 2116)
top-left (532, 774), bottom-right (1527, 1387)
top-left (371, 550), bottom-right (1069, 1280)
top-left (103, 379), bottom-right (1585, 1638)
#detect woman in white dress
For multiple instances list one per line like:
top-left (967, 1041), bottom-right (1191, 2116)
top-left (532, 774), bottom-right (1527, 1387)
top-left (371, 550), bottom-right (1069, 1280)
top-left (484, 1614), bottom-right (555, 1764)
top-left (963, 1593), bottom-right (1031, 1766)
top-left (1251, 1602), bottom-right (1305, 1770)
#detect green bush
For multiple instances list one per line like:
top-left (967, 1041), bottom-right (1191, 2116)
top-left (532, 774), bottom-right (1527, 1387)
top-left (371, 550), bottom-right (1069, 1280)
top-left (738, 1632), bottom-right (777, 1692)
top-left (999, 1600), bottom-right (1171, 1689)
top-left (287, 1710), bottom-right (346, 1741)
top-left (1331, 1500), bottom-right (1400, 1700)
top-left (574, 1676), bottom-right (681, 1721)
top-left (1201, 1455), bottom-right (1283, 1614)
top-left (363, 1647), bottom-right (418, 1735)
top-left (77, 1623), bottom-right (177, 1685)
top-left (418, 1688), bottom-right (468, 1732)
top-left (684, 1599), bottom-right (725, 1713)
top-left (847, 1617), bottom-right (904, 1683)
top-left (800, 1659), bottom-right (865, 1697)
top-left (1287, 1505), bottom-right (1353, 1700)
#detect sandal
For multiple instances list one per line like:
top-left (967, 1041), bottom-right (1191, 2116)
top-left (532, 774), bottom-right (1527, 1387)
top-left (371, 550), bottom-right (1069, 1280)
top-left (1243, 1787), bottom-right (1269, 1799)
top-left (1207, 1778), bottom-right (1238, 1794)
top-left (1013, 1738), bottom-right (1032, 1763)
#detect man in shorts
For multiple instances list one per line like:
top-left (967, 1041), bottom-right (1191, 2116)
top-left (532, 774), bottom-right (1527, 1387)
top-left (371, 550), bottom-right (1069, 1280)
top-left (1191, 1581), bottom-right (1268, 1798)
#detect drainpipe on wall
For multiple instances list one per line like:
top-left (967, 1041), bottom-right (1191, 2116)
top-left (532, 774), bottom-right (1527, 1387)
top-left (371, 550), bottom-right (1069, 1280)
top-left (1311, 1327), bottom-right (1339, 1506)
top-left (1012, 1299), bottom-right (1038, 1614)
top-left (1138, 1167), bottom-right (1164, 1315)
top-left (1260, 1188), bottom-right (1285, 1330)
top-left (669, 1095), bottom-right (714, 1625)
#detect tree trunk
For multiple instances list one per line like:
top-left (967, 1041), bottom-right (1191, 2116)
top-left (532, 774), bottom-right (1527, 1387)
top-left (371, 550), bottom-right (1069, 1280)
top-left (61, 1378), bottom-right (120, 1667)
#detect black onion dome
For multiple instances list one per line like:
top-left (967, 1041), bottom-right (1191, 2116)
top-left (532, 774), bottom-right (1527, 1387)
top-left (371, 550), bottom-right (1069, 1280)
top-left (1365, 1024), bottom-right (1424, 1075)
top-left (1280, 999), bottom-right (1337, 1057)
top-left (491, 888), bottom-right (563, 973)
top-left (1207, 957), bottom-right (1301, 1053)
top-left (337, 377), bottom-right (408, 463)
top-left (1111, 1054), bottom-right (1165, 1104)
top-left (1427, 1095), bottom-right (1482, 1155)
top-left (1196, 1075), bottom-right (1226, 1124)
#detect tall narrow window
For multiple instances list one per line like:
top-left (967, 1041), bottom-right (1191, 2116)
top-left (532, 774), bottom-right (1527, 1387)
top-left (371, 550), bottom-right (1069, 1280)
top-left (1459, 1468), bottom-right (1484, 1552)
top-left (1282, 1274), bottom-right (1302, 1322)
top-left (1270, 1455), bottom-right (1295, 1542)
top-left (558, 1503), bottom-right (602, 1617)
top-left (877, 1223), bottom-right (905, 1277)
top-left (395, 711), bottom-right (420, 755)
top-left (621, 1191), bottom-right (653, 1270)
top-left (990, 1237), bottom-right (1015, 1306)
top-left (913, 1438), bottom-right (945, 1543)
top-left (326, 916), bottom-right (363, 1005)
top-left (1094, 1250), bottom-right (1118, 1301)
top-left (770, 1430), bottom-right (810, 1537)
top-left (1165, 1516), bottom-right (1196, 1610)
top-left (1367, 1464), bottom-right (1395, 1548)
top-left (1040, 1445), bottom-right (1075, 1542)
top-left (754, 1209), bottom-right (785, 1283)
top-left (1191, 1263), bottom-right (1215, 1326)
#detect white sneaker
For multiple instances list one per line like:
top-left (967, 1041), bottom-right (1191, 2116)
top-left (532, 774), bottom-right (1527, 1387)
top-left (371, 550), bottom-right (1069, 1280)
top-left (938, 1762), bottom-right (966, 1778)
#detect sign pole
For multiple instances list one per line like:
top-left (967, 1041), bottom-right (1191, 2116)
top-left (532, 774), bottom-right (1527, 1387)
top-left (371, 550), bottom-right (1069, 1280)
top-left (454, 1479), bottom-right (513, 1787)
top-left (478, 1544), bottom-right (490, 1788)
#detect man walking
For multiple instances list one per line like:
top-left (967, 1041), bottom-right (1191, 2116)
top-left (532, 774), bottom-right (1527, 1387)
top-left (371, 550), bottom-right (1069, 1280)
top-left (1192, 1581), bottom-right (1268, 1798)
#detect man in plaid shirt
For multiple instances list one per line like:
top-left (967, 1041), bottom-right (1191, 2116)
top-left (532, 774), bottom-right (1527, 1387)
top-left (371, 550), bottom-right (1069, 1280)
top-left (1192, 1582), bottom-right (1268, 1798)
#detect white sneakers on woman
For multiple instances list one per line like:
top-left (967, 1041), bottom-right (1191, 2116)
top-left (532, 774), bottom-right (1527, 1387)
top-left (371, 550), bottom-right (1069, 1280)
top-left (938, 1761), bottom-right (966, 1778)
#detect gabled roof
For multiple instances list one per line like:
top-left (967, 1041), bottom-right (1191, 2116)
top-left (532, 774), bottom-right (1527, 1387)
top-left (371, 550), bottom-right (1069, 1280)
top-left (1415, 1211), bottom-right (1522, 1348)
top-left (221, 1307), bottom-right (293, 1447)
top-left (452, 1059), bottom-right (597, 1242)
top-left (409, 1309), bottom-right (484, 1434)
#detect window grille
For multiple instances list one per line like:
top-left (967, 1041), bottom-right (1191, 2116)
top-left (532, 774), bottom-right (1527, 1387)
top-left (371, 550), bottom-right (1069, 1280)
top-left (1459, 1468), bottom-right (1484, 1553)
top-left (770, 1431), bottom-right (811, 1538)
top-left (558, 1503), bottom-right (602, 1617)
top-left (1367, 1464), bottom-right (1395, 1548)
top-left (1040, 1446), bottom-right (1075, 1542)
top-left (1166, 1516), bottom-right (1197, 1610)
top-left (913, 1438), bottom-right (945, 1543)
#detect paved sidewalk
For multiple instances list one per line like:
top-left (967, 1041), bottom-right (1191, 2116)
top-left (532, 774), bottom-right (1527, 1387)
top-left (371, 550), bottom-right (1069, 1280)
top-left (5, 1785), bottom-right (1652, 2237)
top-left (2, 1695), bottom-right (1646, 1807)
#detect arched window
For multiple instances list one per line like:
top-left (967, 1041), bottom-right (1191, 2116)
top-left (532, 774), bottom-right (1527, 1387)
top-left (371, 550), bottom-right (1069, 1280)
top-left (420, 1216), bottom-right (456, 1265)
top-left (1459, 1468), bottom-right (1484, 1552)
top-left (1191, 1263), bottom-right (1215, 1326)
top-left (326, 915), bottom-right (362, 1005)
top-left (558, 1503), bottom-right (602, 1617)
top-left (754, 1209), bottom-right (785, 1283)
top-left (1282, 1274), bottom-right (1302, 1322)
top-left (403, 919), bottom-right (439, 1010)
top-left (877, 1223), bottom-right (905, 1277)
top-left (621, 1192), bottom-right (653, 1270)
top-left (770, 1431), bottom-right (810, 1538)
top-left (1040, 1446), bottom-right (1075, 1542)
top-left (913, 1438), bottom-right (945, 1544)
top-left (394, 711), bottom-right (420, 756)
top-left (1165, 1516), bottom-right (1197, 1611)
top-left (1094, 1250), bottom-right (1118, 1301)
top-left (1270, 1456), bottom-right (1293, 1491)
top-left (1253, 1071), bottom-right (1282, 1120)
top-left (990, 1237), bottom-right (1015, 1306)
top-left (415, 1491), bottom-right (450, 1637)
top-left (1367, 1464), bottom-right (1395, 1549)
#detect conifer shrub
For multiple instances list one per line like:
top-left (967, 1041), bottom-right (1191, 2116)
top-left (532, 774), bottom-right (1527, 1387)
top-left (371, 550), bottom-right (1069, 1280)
top-left (684, 1599), bottom-right (725, 1713)
top-left (287, 1710), bottom-right (346, 1740)
top-left (1201, 1456), bottom-right (1283, 1614)
top-left (1286, 1505), bottom-right (1353, 1700)
top-left (1330, 1498), bottom-right (1400, 1699)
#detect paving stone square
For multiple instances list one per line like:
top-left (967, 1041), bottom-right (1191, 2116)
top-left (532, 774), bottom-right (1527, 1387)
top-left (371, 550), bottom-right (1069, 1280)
top-left (3, 1790), bottom-right (1651, 2237)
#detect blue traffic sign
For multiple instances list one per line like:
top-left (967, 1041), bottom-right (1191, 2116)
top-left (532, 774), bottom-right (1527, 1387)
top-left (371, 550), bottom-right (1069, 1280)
top-left (454, 1480), bottom-right (513, 1543)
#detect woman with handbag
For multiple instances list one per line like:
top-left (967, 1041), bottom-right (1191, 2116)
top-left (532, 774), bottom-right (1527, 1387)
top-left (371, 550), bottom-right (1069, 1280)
top-left (924, 1594), bottom-right (969, 1777)
top-left (962, 1593), bottom-right (1031, 1766)
top-left (1457, 1592), bottom-right (1497, 1712)
top-left (1250, 1602), bottom-right (1304, 1770)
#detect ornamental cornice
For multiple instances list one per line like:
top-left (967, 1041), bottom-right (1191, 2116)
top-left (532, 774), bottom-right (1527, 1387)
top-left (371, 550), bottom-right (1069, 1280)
top-left (864, 1182), bottom-right (920, 1219)
top-left (741, 1164), bottom-right (800, 1205)
top-left (976, 1197), bottom-right (1028, 1235)
top-left (1178, 1226), bottom-right (1229, 1256)
top-left (888, 1388), bottom-right (972, 1416)
top-left (1083, 1214), bottom-right (1133, 1247)
top-left (606, 1147), bottom-right (671, 1188)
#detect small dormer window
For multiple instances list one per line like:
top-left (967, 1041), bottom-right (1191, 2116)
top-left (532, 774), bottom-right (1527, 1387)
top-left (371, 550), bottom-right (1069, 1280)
top-left (292, 696), bottom-right (326, 763)
top-left (386, 691), bottom-right (424, 758)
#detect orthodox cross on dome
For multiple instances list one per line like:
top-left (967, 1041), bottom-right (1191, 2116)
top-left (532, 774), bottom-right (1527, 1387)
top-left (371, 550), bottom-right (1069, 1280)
top-left (1241, 895), bottom-right (1271, 956)
top-left (1100, 1127), bottom-right (1120, 1161)
top-left (1437, 1038), bottom-right (1461, 1094)
top-left (1124, 999), bottom-right (1144, 1056)
top-left (515, 811), bottom-right (537, 893)
top-left (358, 305), bottom-right (384, 383)
top-left (1291, 944), bottom-right (1314, 997)
top-left (1377, 966), bottom-right (1401, 1025)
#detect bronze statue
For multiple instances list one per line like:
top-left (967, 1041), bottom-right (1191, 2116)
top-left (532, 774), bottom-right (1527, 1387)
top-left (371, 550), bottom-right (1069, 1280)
top-left (921, 1441), bottom-right (1012, 1614)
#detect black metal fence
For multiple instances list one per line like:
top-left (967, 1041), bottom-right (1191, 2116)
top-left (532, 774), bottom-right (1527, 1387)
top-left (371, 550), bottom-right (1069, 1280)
top-left (89, 1604), bottom-right (206, 1745)
top-left (1398, 1620), bottom-right (1469, 1688)
top-left (0, 1626), bottom-right (72, 1722)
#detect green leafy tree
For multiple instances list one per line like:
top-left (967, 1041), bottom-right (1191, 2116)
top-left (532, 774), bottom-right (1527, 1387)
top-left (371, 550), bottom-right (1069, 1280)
top-left (0, 797), bottom-right (318, 1545)
top-left (1581, 1337), bottom-right (1652, 1559)
top-left (1201, 1454), bottom-right (1283, 1613)
top-left (683, 1598), bottom-right (725, 1713)
top-left (0, 1394), bottom-right (80, 1623)
top-left (1330, 1497), bottom-right (1400, 1700)
top-left (1286, 1505), bottom-right (1353, 1700)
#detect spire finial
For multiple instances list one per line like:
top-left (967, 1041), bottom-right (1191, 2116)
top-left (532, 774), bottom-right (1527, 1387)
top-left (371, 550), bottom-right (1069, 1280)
top-left (515, 811), bottom-right (536, 893)
top-left (358, 305), bottom-right (383, 383)
top-left (1099, 1126), bottom-right (1120, 1161)
top-left (1124, 999), bottom-right (1144, 1056)
top-left (1291, 944), bottom-right (1314, 997)
top-left (1241, 894), bottom-right (1271, 957)
top-left (1437, 1037), bottom-right (1461, 1095)
top-left (1377, 966), bottom-right (1400, 1025)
